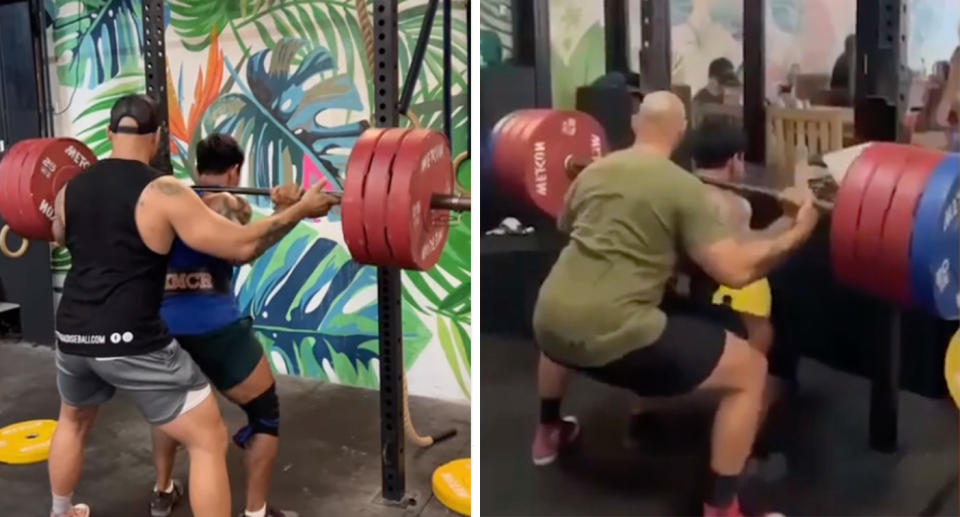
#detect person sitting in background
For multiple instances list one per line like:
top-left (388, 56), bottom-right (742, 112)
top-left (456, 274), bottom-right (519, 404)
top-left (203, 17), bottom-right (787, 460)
top-left (772, 64), bottom-right (808, 109)
top-left (935, 23), bottom-right (960, 150)
top-left (694, 58), bottom-right (741, 106)
top-left (830, 35), bottom-right (855, 91)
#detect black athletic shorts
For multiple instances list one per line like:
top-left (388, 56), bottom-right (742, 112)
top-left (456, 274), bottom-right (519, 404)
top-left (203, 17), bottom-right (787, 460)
top-left (565, 295), bottom-right (747, 397)
top-left (175, 317), bottom-right (264, 392)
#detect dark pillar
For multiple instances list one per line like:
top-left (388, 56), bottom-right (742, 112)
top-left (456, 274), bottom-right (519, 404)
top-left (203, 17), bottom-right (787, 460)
top-left (373, 0), bottom-right (407, 504)
top-left (0, 0), bottom-right (55, 345)
top-left (141, 0), bottom-right (171, 173)
top-left (605, 0), bottom-right (629, 74)
top-left (855, 0), bottom-right (908, 142)
top-left (743, 0), bottom-right (766, 163)
top-left (639, 0), bottom-right (671, 91)
top-left (512, 0), bottom-right (552, 107)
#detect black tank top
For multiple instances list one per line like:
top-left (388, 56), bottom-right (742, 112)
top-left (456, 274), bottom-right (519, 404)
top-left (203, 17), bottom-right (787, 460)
top-left (56, 158), bottom-right (172, 356)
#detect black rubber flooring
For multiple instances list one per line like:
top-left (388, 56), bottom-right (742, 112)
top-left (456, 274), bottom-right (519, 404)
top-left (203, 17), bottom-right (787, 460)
top-left (480, 333), bottom-right (959, 516)
top-left (0, 341), bottom-right (470, 517)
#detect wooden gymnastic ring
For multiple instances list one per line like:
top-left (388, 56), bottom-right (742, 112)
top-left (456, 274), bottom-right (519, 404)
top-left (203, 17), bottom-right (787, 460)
top-left (0, 225), bottom-right (28, 259)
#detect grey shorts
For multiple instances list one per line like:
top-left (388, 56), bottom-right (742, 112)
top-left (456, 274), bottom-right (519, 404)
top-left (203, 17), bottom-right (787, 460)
top-left (55, 340), bottom-right (211, 425)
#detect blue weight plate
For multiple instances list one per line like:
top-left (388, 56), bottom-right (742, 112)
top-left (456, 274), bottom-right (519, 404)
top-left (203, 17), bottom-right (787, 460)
top-left (910, 153), bottom-right (959, 320)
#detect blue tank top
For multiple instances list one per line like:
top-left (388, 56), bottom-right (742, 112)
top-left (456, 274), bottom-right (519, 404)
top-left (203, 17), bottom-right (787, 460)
top-left (160, 238), bottom-right (241, 335)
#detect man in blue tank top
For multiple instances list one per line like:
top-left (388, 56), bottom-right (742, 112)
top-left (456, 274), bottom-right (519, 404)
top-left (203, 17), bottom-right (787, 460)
top-left (150, 134), bottom-right (300, 517)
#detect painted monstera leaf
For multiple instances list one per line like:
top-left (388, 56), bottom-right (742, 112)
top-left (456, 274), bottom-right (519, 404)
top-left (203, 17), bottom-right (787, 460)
top-left (770, 0), bottom-right (802, 35)
top-left (168, 0), bottom-right (367, 82)
top-left (670, 0), bottom-right (693, 26)
top-left (710, 0), bottom-right (743, 41)
top-left (200, 39), bottom-right (367, 206)
top-left (234, 223), bottom-right (431, 389)
top-left (53, 0), bottom-right (144, 88)
top-left (550, 22), bottom-right (605, 111)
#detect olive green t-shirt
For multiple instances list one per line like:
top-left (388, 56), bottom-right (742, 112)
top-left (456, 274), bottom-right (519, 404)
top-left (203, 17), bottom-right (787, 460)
top-left (532, 149), bottom-right (731, 367)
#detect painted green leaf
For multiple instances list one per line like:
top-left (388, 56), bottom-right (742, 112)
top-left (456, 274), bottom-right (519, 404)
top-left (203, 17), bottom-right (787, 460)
top-left (435, 315), bottom-right (469, 399)
top-left (201, 39), bottom-right (367, 206)
top-left (236, 222), bottom-right (431, 389)
top-left (71, 73), bottom-right (146, 158)
top-left (771, 0), bottom-right (802, 35)
top-left (670, 0), bottom-right (693, 26)
top-left (552, 22), bottom-right (605, 110)
top-left (53, 0), bottom-right (144, 88)
top-left (167, 0), bottom-right (274, 51)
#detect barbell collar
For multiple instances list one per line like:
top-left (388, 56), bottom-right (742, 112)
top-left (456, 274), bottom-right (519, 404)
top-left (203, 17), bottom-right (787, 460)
top-left (191, 186), bottom-right (470, 212)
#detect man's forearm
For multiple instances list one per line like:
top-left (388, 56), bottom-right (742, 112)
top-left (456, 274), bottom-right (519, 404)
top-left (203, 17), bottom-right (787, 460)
top-left (239, 203), bottom-right (308, 261)
top-left (736, 225), bottom-right (806, 285)
top-left (747, 216), bottom-right (794, 240)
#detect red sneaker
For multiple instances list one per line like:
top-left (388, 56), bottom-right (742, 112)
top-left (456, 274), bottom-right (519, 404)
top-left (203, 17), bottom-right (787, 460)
top-left (531, 416), bottom-right (580, 466)
top-left (703, 498), bottom-right (784, 517)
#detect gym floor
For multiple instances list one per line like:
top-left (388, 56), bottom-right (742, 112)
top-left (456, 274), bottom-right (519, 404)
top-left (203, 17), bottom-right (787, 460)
top-left (0, 341), bottom-right (470, 517)
top-left (480, 333), bottom-right (959, 517)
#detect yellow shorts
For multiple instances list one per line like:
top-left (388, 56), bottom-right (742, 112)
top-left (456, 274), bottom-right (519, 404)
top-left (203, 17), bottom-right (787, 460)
top-left (712, 278), bottom-right (772, 318)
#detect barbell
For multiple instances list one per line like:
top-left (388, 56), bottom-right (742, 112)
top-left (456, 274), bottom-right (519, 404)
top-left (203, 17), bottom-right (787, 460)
top-left (485, 109), bottom-right (958, 320)
top-left (0, 128), bottom-right (470, 271)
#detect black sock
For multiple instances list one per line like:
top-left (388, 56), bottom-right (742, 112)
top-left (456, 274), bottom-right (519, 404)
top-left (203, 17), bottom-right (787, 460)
top-left (705, 470), bottom-right (739, 508)
top-left (540, 398), bottom-right (561, 424)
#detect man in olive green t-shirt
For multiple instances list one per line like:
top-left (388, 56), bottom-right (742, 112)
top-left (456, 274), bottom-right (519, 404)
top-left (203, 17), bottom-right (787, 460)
top-left (530, 91), bottom-right (819, 517)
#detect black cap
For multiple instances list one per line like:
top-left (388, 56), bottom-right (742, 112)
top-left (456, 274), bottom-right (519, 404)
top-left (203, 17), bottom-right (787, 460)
top-left (109, 94), bottom-right (161, 135)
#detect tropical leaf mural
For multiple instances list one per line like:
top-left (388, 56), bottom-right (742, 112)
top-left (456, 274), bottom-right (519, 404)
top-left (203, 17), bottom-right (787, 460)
top-left (49, 0), bottom-right (471, 401)
top-left (550, 23), bottom-right (605, 111)
top-left (201, 39), bottom-right (367, 199)
top-left (234, 220), bottom-right (431, 387)
top-left (53, 0), bottom-right (145, 88)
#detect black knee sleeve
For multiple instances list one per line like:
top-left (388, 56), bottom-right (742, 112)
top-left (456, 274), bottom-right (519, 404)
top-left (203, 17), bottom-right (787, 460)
top-left (232, 384), bottom-right (279, 448)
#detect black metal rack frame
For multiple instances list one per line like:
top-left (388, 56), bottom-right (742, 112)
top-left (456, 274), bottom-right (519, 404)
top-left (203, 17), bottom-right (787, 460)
top-left (140, 0), bottom-right (462, 504)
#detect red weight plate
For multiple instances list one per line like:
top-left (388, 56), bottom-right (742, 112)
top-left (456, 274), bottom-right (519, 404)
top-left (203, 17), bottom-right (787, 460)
top-left (342, 129), bottom-right (387, 265)
top-left (490, 110), bottom-right (534, 204)
top-left (20, 138), bottom-right (97, 240)
top-left (0, 139), bottom-right (46, 239)
top-left (497, 111), bottom-right (540, 204)
top-left (363, 128), bottom-right (411, 266)
top-left (831, 143), bottom-right (883, 289)
top-left (13, 139), bottom-right (56, 240)
top-left (510, 110), bottom-right (608, 218)
top-left (387, 129), bottom-right (453, 271)
top-left (0, 140), bottom-right (31, 231)
top-left (877, 147), bottom-right (943, 307)
top-left (850, 143), bottom-right (912, 298)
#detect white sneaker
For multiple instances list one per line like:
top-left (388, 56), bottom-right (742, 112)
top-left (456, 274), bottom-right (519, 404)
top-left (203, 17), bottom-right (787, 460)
top-left (52, 503), bottom-right (90, 517)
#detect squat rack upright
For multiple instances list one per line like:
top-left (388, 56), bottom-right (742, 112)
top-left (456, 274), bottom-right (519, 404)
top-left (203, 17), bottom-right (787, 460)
top-left (139, 0), bottom-right (460, 506)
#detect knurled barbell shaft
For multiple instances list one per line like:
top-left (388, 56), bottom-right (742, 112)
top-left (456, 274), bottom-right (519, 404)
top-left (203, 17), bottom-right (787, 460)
top-left (565, 157), bottom-right (833, 211)
top-left (191, 186), bottom-right (471, 212)
top-left (696, 176), bottom-right (835, 212)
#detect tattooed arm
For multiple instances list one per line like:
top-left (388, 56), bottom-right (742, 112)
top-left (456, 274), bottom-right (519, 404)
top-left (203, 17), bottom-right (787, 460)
top-left (145, 176), bottom-right (337, 263)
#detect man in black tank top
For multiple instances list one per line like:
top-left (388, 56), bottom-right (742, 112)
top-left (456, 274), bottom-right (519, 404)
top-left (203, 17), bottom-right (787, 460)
top-left (48, 95), bottom-right (340, 517)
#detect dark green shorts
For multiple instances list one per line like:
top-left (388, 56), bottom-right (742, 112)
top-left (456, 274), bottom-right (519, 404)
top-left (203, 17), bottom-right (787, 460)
top-left (175, 317), bottom-right (264, 392)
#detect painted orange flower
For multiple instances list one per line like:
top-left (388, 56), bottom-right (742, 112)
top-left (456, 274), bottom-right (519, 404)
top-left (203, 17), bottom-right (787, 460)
top-left (166, 28), bottom-right (225, 154)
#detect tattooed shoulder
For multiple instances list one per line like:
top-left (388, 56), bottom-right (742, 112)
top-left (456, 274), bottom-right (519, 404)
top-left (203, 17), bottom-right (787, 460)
top-left (151, 178), bottom-right (185, 196)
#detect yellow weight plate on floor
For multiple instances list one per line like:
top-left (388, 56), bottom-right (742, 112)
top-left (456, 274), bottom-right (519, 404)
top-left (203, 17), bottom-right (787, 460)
top-left (945, 330), bottom-right (960, 409)
top-left (432, 458), bottom-right (470, 516)
top-left (0, 419), bottom-right (57, 464)
top-left (712, 278), bottom-right (772, 318)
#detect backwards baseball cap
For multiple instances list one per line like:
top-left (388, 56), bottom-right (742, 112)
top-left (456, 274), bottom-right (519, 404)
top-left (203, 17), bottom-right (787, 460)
top-left (109, 94), bottom-right (161, 135)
